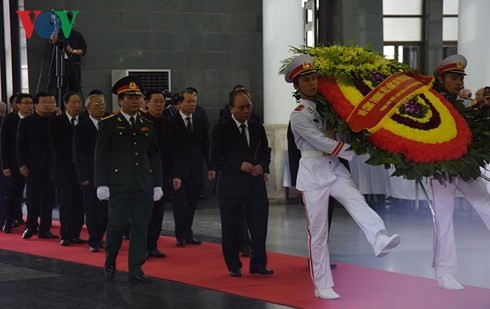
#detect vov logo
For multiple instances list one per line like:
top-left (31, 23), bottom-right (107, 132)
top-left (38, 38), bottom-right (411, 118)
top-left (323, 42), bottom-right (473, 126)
top-left (16, 10), bottom-right (79, 39)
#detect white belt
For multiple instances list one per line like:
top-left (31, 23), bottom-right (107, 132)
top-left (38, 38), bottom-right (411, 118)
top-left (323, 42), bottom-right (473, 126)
top-left (301, 150), bottom-right (328, 158)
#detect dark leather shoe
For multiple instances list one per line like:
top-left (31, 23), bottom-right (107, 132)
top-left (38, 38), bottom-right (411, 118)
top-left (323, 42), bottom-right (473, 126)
top-left (104, 265), bottom-right (115, 280)
top-left (22, 229), bottom-right (35, 239)
top-left (176, 239), bottom-right (185, 247)
top-left (98, 241), bottom-right (106, 249)
top-left (240, 246), bottom-right (252, 257)
top-left (71, 236), bottom-right (87, 244)
top-left (129, 274), bottom-right (153, 284)
top-left (186, 238), bottom-right (201, 245)
top-left (60, 239), bottom-right (71, 246)
top-left (250, 267), bottom-right (274, 275)
top-left (229, 270), bottom-right (242, 277)
top-left (38, 231), bottom-right (59, 239)
top-left (148, 249), bottom-right (167, 258)
top-left (2, 224), bottom-right (12, 233)
top-left (89, 246), bottom-right (100, 252)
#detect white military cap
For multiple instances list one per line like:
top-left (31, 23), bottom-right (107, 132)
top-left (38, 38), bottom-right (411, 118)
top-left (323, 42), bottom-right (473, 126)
top-left (284, 54), bottom-right (317, 83)
top-left (435, 54), bottom-right (467, 76)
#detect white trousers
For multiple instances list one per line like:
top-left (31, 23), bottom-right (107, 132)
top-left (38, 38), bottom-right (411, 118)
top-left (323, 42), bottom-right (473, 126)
top-left (429, 177), bottom-right (490, 278)
top-left (302, 175), bottom-right (387, 290)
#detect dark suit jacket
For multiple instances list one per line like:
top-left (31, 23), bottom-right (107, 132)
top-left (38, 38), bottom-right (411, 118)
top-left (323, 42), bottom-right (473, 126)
top-left (170, 113), bottom-right (212, 180)
top-left (94, 112), bottom-right (163, 193)
top-left (1, 113), bottom-right (21, 171)
top-left (73, 118), bottom-right (97, 184)
top-left (140, 112), bottom-right (173, 179)
top-left (17, 113), bottom-right (53, 176)
top-left (49, 113), bottom-right (83, 181)
top-left (211, 117), bottom-right (270, 199)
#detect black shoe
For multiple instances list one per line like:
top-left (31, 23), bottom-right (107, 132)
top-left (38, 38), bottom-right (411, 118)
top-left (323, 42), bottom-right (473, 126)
top-left (98, 241), bottom-right (106, 250)
top-left (176, 239), bottom-right (185, 247)
top-left (71, 236), bottom-right (87, 244)
top-left (186, 238), bottom-right (202, 245)
top-left (89, 246), bottom-right (100, 252)
top-left (38, 231), bottom-right (59, 239)
top-left (330, 263), bottom-right (337, 270)
top-left (240, 246), bottom-right (252, 257)
top-left (14, 219), bottom-right (25, 225)
top-left (2, 224), bottom-right (12, 233)
top-left (229, 270), bottom-right (242, 277)
top-left (129, 274), bottom-right (153, 284)
top-left (250, 267), bottom-right (274, 275)
top-left (60, 239), bottom-right (71, 246)
top-left (122, 234), bottom-right (130, 240)
top-left (22, 228), bottom-right (35, 239)
top-left (104, 265), bottom-right (116, 280)
top-left (148, 249), bottom-right (167, 258)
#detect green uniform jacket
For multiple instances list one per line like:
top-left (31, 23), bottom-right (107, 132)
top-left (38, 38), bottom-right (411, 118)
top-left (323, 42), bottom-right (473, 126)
top-left (94, 112), bottom-right (163, 194)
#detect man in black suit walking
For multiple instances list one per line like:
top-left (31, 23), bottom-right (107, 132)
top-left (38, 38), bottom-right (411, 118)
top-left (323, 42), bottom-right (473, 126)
top-left (73, 93), bottom-right (108, 252)
top-left (171, 89), bottom-right (215, 247)
top-left (1, 94), bottom-right (33, 233)
top-left (17, 92), bottom-right (58, 240)
top-left (50, 91), bottom-right (86, 246)
top-left (211, 89), bottom-right (273, 277)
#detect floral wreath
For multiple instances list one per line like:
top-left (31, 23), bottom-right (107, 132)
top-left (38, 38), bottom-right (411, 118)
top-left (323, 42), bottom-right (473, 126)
top-left (281, 45), bottom-right (490, 182)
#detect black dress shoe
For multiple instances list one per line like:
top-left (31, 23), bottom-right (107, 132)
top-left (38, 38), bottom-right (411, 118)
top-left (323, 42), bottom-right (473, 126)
top-left (176, 239), bottom-right (185, 247)
top-left (148, 249), bottom-right (167, 258)
top-left (229, 270), bottom-right (242, 277)
top-left (89, 246), bottom-right (100, 252)
top-left (71, 236), bottom-right (87, 244)
top-left (129, 274), bottom-right (153, 284)
top-left (22, 229), bottom-right (35, 239)
top-left (185, 238), bottom-right (202, 245)
top-left (104, 265), bottom-right (116, 280)
top-left (38, 231), bottom-right (59, 239)
top-left (240, 246), bottom-right (252, 257)
top-left (2, 224), bottom-right (12, 233)
top-left (60, 239), bottom-right (71, 246)
top-left (250, 267), bottom-right (274, 275)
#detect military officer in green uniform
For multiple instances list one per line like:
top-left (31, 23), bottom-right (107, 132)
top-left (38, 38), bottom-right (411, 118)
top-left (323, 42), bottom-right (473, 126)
top-left (95, 76), bottom-right (163, 284)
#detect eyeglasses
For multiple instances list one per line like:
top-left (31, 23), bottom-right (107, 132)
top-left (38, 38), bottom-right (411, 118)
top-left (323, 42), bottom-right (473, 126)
top-left (91, 102), bottom-right (105, 107)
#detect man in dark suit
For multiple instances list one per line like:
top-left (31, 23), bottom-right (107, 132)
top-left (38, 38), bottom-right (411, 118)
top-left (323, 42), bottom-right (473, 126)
top-left (49, 91), bottom-right (86, 246)
top-left (171, 89), bottom-right (215, 247)
top-left (73, 93), bottom-right (108, 252)
top-left (211, 89), bottom-right (273, 277)
top-left (17, 92), bottom-right (58, 240)
top-left (94, 76), bottom-right (163, 284)
top-left (1, 94), bottom-right (33, 233)
top-left (141, 89), bottom-right (172, 258)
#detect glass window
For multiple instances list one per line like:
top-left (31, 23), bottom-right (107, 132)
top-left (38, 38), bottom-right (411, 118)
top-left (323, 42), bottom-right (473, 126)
top-left (443, 0), bottom-right (459, 15)
top-left (383, 18), bottom-right (422, 41)
top-left (383, 0), bottom-right (422, 15)
top-left (443, 17), bottom-right (458, 41)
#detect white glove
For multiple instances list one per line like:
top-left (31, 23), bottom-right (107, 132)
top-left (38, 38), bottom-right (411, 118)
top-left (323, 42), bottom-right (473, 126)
top-left (97, 186), bottom-right (110, 201)
top-left (153, 187), bottom-right (163, 201)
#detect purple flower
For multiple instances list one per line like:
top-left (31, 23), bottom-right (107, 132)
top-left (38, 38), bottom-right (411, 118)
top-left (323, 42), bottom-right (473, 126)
top-left (372, 72), bottom-right (387, 83)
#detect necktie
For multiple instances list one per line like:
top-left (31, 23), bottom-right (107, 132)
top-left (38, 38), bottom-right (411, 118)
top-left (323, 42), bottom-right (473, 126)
top-left (240, 123), bottom-right (248, 146)
top-left (71, 117), bottom-right (76, 127)
top-left (186, 117), bottom-right (192, 134)
top-left (130, 116), bottom-right (135, 128)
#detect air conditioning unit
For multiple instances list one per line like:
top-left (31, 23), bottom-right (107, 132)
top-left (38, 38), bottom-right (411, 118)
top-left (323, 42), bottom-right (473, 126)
top-left (111, 69), bottom-right (171, 110)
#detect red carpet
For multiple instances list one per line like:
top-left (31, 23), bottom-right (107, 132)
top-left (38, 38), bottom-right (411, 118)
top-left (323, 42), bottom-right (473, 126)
top-left (1, 223), bottom-right (489, 309)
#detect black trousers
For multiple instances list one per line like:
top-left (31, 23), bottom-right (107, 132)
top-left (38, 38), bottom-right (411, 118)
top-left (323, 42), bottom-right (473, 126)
top-left (2, 170), bottom-right (25, 227)
top-left (25, 173), bottom-right (55, 234)
top-left (82, 185), bottom-right (108, 247)
top-left (172, 177), bottom-right (198, 241)
top-left (219, 195), bottom-right (269, 272)
top-left (64, 61), bottom-right (81, 93)
top-left (147, 198), bottom-right (165, 251)
top-left (56, 179), bottom-right (84, 240)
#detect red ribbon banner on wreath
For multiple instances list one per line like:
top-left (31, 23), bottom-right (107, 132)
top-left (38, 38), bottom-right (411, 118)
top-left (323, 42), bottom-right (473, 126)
top-left (347, 72), bottom-right (431, 132)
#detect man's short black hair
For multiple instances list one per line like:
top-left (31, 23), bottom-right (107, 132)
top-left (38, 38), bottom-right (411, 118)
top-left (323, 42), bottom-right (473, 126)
top-left (34, 92), bottom-right (51, 104)
top-left (229, 89), bottom-right (252, 107)
top-left (15, 93), bottom-right (33, 104)
top-left (145, 89), bottom-right (164, 100)
top-left (185, 86), bottom-right (198, 95)
top-left (63, 90), bottom-right (81, 103)
top-left (9, 93), bottom-right (19, 104)
top-left (89, 89), bottom-right (105, 97)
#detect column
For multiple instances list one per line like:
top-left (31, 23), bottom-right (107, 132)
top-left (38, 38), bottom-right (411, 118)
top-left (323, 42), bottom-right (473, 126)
top-left (458, 0), bottom-right (490, 91)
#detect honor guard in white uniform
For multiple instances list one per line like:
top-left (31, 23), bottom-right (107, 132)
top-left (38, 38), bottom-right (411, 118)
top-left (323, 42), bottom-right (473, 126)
top-left (430, 54), bottom-right (490, 290)
top-left (286, 54), bottom-right (401, 300)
